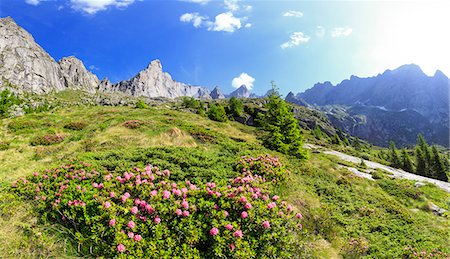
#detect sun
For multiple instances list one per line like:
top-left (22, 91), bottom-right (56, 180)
top-left (370, 1), bottom-right (450, 76)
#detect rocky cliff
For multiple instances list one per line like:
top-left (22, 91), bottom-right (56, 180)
top-left (0, 17), bottom-right (65, 93)
top-left (58, 56), bottom-right (99, 94)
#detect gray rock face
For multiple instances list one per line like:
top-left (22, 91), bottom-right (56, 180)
top-left (0, 17), bottom-right (65, 93)
top-left (106, 60), bottom-right (211, 99)
top-left (228, 85), bottom-right (251, 98)
top-left (58, 56), bottom-right (99, 93)
top-left (210, 86), bottom-right (225, 99)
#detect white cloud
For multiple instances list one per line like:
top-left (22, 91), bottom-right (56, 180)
top-left (25, 0), bottom-right (41, 5)
top-left (180, 12), bottom-right (209, 28)
top-left (70, 0), bottom-right (136, 14)
top-left (210, 12), bottom-right (241, 32)
top-left (316, 26), bottom-right (325, 37)
top-left (88, 65), bottom-right (99, 71)
top-left (244, 23), bottom-right (251, 28)
top-left (280, 32), bottom-right (310, 49)
top-left (283, 10), bottom-right (303, 18)
top-left (181, 0), bottom-right (210, 4)
top-left (232, 73), bottom-right (255, 89)
top-left (224, 0), bottom-right (239, 12)
top-left (331, 27), bottom-right (352, 37)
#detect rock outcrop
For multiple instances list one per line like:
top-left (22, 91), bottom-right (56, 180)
top-left (0, 16), bottom-right (65, 93)
top-left (58, 56), bottom-right (99, 93)
top-left (107, 60), bottom-right (210, 98)
top-left (228, 85), bottom-right (251, 98)
top-left (210, 86), bottom-right (225, 99)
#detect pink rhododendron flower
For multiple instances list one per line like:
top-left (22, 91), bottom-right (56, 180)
top-left (244, 202), bottom-right (252, 210)
top-left (175, 209), bottom-right (182, 216)
top-left (124, 192), bottom-right (130, 198)
top-left (127, 221), bottom-right (135, 229)
top-left (150, 190), bottom-right (158, 196)
top-left (296, 213), bottom-right (303, 219)
top-left (226, 224), bottom-right (233, 230)
top-left (117, 244), bottom-right (125, 252)
top-left (210, 227), bottom-right (219, 236)
top-left (262, 221), bottom-right (271, 229)
top-left (297, 223), bottom-right (302, 229)
top-left (224, 211), bottom-right (229, 217)
top-left (110, 191), bottom-right (115, 197)
top-left (181, 200), bottom-right (189, 209)
top-left (287, 205), bottom-right (293, 211)
top-left (272, 195), bottom-right (279, 201)
top-left (163, 190), bottom-right (171, 199)
top-left (182, 210), bottom-right (190, 217)
top-left (241, 211), bottom-right (248, 218)
top-left (92, 183), bottom-right (98, 188)
top-left (229, 244), bottom-right (236, 251)
top-left (134, 234), bottom-right (142, 241)
top-left (128, 232), bottom-right (135, 238)
top-left (154, 217), bottom-right (161, 224)
top-left (145, 204), bottom-right (154, 214)
top-left (104, 201), bottom-right (111, 209)
top-left (109, 219), bottom-right (116, 226)
top-left (131, 206), bottom-right (138, 214)
top-left (233, 230), bottom-right (243, 238)
top-left (239, 196), bottom-right (247, 203)
top-left (76, 185), bottom-right (81, 190)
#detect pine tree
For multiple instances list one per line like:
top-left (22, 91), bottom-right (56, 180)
top-left (332, 134), bottom-right (342, 146)
top-left (415, 147), bottom-right (427, 176)
top-left (207, 104), bottom-right (227, 122)
top-left (389, 141), bottom-right (401, 168)
top-left (431, 146), bottom-right (448, 181)
top-left (228, 97), bottom-right (243, 117)
top-left (401, 149), bottom-right (414, 172)
top-left (416, 134), bottom-right (432, 176)
top-left (312, 125), bottom-right (323, 140)
top-left (258, 82), bottom-right (307, 160)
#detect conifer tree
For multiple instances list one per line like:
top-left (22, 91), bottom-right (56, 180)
top-left (416, 134), bottom-right (432, 176)
top-left (389, 141), bottom-right (401, 168)
top-left (258, 82), bottom-right (307, 160)
top-left (332, 134), bottom-right (342, 146)
top-left (401, 149), bottom-right (414, 173)
top-left (431, 146), bottom-right (448, 181)
top-left (415, 147), bottom-right (427, 176)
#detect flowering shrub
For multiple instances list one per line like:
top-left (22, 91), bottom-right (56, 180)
top-left (122, 120), bottom-right (143, 129)
top-left (12, 157), bottom-right (303, 258)
top-left (64, 121), bottom-right (87, 131)
top-left (30, 134), bottom-right (65, 146)
top-left (402, 245), bottom-right (449, 258)
top-left (236, 154), bottom-right (289, 183)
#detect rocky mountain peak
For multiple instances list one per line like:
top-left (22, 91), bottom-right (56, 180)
top-left (0, 16), bottom-right (66, 93)
top-left (229, 85), bottom-right (251, 98)
top-left (210, 86), bottom-right (225, 99)
top-left (58, 56), bottom-right (99, 93)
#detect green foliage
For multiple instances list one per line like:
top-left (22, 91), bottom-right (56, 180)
top-left (30, 134), bottom-right (65, 146)
top-left (431, 146), bottom-right (448, 182)
top-left (0, 141), bottom-right (10, 151)
top-left (207, 104), bottom-right (227, 122)
top-left (415, 147), bottom-right (427, 176)
top-left (64, 121), bottom-right (87, 131)
top-left (257, 83), bottom-right (307, 160)
top-left (228, 97), bottom-right (244, 117)
top-left (389, 141), bottom-right (401, 168)
top-left (135, 100), bottom-right (148, 109)
top-left (0, 89), bottom-right (22, 117)
top-left (401, 149), bottom-right (414, 173)
top-left (236, 155), bottom-right (289, 183)
top-left (312, 125), bottom-right (324, 140)
top-left (12, 159), bottom-right (303, 258)
top-left (332, 134), bottom-right (342, 146)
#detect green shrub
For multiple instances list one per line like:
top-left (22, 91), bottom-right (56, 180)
top-left (8, 120), bottom-right (36, 132)
top-left (64, 121), bottom-right (87, 131)
top-left (0, 141), bottom-right (10, 150)
top-left (135, 100), bottom-right (148, 109)
top-left (236, 155), bottom-right (289, 183)
top-left (228, 97), bottom-right (244, 117)
top-left (30, 134), bottom-right (65, 146)
top-left (208, 104), bottom-right (227, 122)
top-left (0, 89), bottom-right (22, 117)
top-left (12, 158), bottom-right (304, 258)
top-left (122, 120), bottom-right (143, 129)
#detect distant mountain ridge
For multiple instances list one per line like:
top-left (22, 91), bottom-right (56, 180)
top-left (287, 64), bottom-right (450, 147)
top-left (0, 17), bottom-right (251, 100)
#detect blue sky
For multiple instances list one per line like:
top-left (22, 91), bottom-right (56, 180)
top-left (1, 0), bottom-right (449, 95)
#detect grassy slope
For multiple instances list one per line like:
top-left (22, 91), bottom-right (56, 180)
top-left (0, 105), bottom-right (449, 258)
